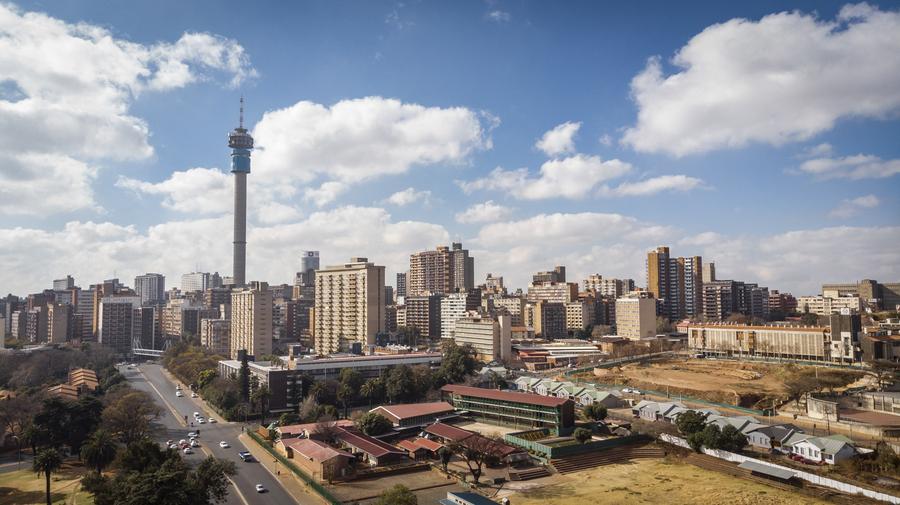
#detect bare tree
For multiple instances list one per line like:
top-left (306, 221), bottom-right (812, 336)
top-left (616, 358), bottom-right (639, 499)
top-left (449, 434), bottom-right (506, 485)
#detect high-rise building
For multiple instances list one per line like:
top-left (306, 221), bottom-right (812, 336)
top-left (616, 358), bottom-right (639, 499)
top-left (533, 266), bottom-right (566, 284)
top-left (681, 256), bottom-right (703, 319)
top-left (135, 273), bottom-right (166, 305)
top-left (53, 276), bottom-right (74, 291)
top-left (408, 243), bottom-right (475, 296)
top-left (98, 295), bottom-right (141, 355)
top-left (440, 289), bottom-right (481, 339)
top-left (181, 272), bottom-right (213, 293)
top-left (452, 313), bottom-right (511, 363)
top-left (406, 294), bottom-right (443, 339)
top-left (647, 246), bottom-right (704, 320)
top-left (9, 310), bottom-right (24, 339)
top-left (200, 318), bottom-right (231, 356)
top-left (47, 302), bottom-right (71, 343)
top-left (384, 286), bottom-right (394, 304)
top-left (702, 262), bottom-right (716, 283)
top-left (396, 272), bottom-right (407, 299)
top-left (532, 301), bottom-right (566, 339)
top-left (615, 291), bottom-right (656, 340)
top-left (564, 300), bottom-right (595, 332)
top-left (295, 250), bottom-right (320, 289)
top-left (526, 281), bottom-right (577, 303)
top-left (582, 275), bottom-right (636, 297)
top-left (314, 258), bottom-right (386, 355)
top-left (821, 279), bottom-right (900, 311)
top-left (25, 307), bottom-right (47, 343)
top-left (488, 295), bottom-right (525, 326)
top-left (483, 273), bottom-right (505, 295)
top-left (229, 97), bottom-right (254, 287)
top-left (230, 281), bottom-right (273, 359)
top-left (768, 290), bottom-right (798, 315)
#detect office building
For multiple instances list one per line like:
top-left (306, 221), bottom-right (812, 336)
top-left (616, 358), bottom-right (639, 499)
top-left (532, 301), bottom-right (566, 339)
top-left (615, 291), bottom-right (656, 340)
top-left (384, 286), bottom-right (394, 304)
top-left (314, 258), bottom-right (386, 355)
top-left (231, 281), bottom-right (273, 359)
top-left (452, 313), bottom-right (511, 362)
top-left (526, 281), bottom-right (578, 304)
top-left (396, 272), bottom-right (407, 299)
top-left (182, 272), bottom-right (213, 293)
top-left (449, 242), bottom-right (475, 291)
top-left (821, 279), bottom-right (900, 311)
top-left (439, 289), bottom-right (482, 339)
top-left (53, 276), bottom-right (74, 292)
top-left (703, 262), bottom-right (716, 283)
top-left (488, 295), bottom-right (525, 326)
top-left (134, 273), bottom-right (165, 305)
top-left (200, 318), bottom-right (231, 356)
top-left (47, 302), bottom-right (71, 344)
top-left (533, 266), bottom-right (566, 284)
top-left (98, 295), bottom-right (141, 355)
top-left (74, 287), bottom-right (95, 341)
top-left (482, 273), bottom-right (505, 295)
top-left (564, 300), bottom-right (594, 332)
top-left (687, 322), bottom-right (843, 362)
top-left (295, 250), bottom-right (320, 289)
top-left (406, 294), bottom-right (442, 339)
top-left (582, 275), bottom-right (636, 297)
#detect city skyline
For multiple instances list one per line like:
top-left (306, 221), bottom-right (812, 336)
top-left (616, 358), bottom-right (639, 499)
top-left (1, 1), bottom-right (899, 296)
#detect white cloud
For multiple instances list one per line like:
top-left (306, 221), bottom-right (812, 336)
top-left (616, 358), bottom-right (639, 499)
top-left (598, 134), bottom-right (613, 147)
top-left (252, 97), bottom-right (491, 203)
top-left (455, 201), bottom-right (513, 224)
top-left (304, 182), bottom-right (349, 208)
top-left (798, 143), bottom-right (834, 158)
top-left (0, 3), bottom-right (255, 215)
top-left (798, 154), bottom-right (900, 180)
top-left (622, 4), bottom-right (900, 156)
top-left (486, 10), bottom-right (511, 23)
top-left (385, 187), bottom-right (432, 206)
top-left (535, 121), bottom-right (581, 156)
top-left (458, 154), bottom-right (632, 200)
top-left (829, 194), bottom-right (880, 219)
top-left (116, 168), bottom-right (232, 214)
top-left (601, 174), bottom-right (705, 196)
top-left (0, 153), bottom-right (99, 215)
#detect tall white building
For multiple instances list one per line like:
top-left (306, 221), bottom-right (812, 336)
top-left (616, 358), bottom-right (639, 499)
top-left (230, 281), bottom-right (273, 359)
top-left (440, 292), bottom-right (475, 339)
top-left (615, 292), bottom-right (656, 340)
top-left (452, 313), bottom-right (511, 363)
top-left (314, 258), bottom-right (386, 355)
top-left (182, 272), bottom-right (211, 293)
top-left (135, 273), bottom-right (166, 305)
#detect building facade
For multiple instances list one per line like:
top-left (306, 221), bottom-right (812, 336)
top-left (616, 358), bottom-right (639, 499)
top-left (440, 289), bottom-right (482, 339)
top-left (451, 313), bottom-right (511, 362)
top-left (314, 258), bottom-right (386, 355)
top-left (615, 292), bottom-right (656, 340)
top-left (200, 318), bottom-right (231, 356)
top-left (230, 281), bottom-right (273, 359)
top-left (134, 273), bottom-right (166, 305)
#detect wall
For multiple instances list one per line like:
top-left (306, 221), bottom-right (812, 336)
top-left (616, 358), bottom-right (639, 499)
top-left (659, 433), bottom-right (900, 504)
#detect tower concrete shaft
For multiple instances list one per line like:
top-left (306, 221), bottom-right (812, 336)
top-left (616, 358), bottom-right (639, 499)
top-left (228, 97), bottom-right (253, 287)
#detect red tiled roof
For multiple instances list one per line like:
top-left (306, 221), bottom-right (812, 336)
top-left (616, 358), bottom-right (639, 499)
top-left (423, 422), bottom-right (475, 442)
top-left (396, 439), bottom-right (427, 453)
top-left (413, 438), bottom-right (443, 452)
top-left (335, 428), bottom-right (406, 458)
top-left (282, 438), bottom-right (352, 462)
top-left (278, 419), bottom-right (354, 436)
top-left (369, 402), bottom-right (454, 423)
top-left (441, 384), bottom-right (571, 407)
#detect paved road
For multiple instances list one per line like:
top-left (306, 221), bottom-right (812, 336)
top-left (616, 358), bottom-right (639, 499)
top-left (121, 363), bottom-right (300, 505)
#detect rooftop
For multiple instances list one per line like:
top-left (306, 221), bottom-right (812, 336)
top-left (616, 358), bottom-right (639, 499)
top-left (281, 438), bottom-right (352, 462)
top-left (441, 384), bottom-right (572, 407)
top-left (334, 427), bottom-right (406, 458)
top-left (370, 401), bottom-right (454, 422)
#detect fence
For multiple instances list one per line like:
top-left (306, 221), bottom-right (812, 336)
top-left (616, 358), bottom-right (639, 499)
top-left (659, 433), bottom-right (900, 504)
top-left (246, 431), bottom-right (343, 505)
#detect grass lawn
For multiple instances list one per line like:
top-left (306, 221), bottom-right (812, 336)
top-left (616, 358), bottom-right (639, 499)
top-left (0, 461), bottom-right (94, 505)
top-left (507, 458), bottom-right (831, 505)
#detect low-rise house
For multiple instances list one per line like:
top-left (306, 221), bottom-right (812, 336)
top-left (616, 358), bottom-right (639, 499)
top-left (745, 424), bottom-right (803, 451)
top-left (555, 384), bottom-right (586, 400)
top-left (368, 402), bottom-right (456, 429)
top-left (333, 427), bottom-right (407, 467)
top-left (277, 420), bottom-right (354, 440)
top-left (395, 437), bottom-right (443, 460)
top-left (279, 438), bottom-right (353, 481)
top-left (707, 415), bottom-right (755, 433)
top-left (576, 389), bottom-right (626, 408)
top-left (787, 434), bottom-right (858, 465)
top-left (514, 376), bottom-right (543, 392)
top-left (421, 422), bottom-right (527, 463)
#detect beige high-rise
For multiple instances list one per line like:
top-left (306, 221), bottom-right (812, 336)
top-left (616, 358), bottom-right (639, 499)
top-left (314, 258), bottom-right (386, 355)
top-left (615, 291), bottom-right (656, 340)
top-left (230, 281), bottom-right (272, 359)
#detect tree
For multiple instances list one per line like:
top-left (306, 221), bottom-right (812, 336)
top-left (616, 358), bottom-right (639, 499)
top-left (298, 395), bottom-right (320, 423)
top-left (656, 316), bottom-right (674, 335)
top-left (375, 484), bottom-right (417, 505)
top-left (450, 434), bottom-right (505, 485)
top-left (784, 374), bottom-right (818, 410)
top-left (573, 427), bottom-right (592, 444)
top-left (438, 341), bottom-right (478, 384)
top-left (871, 360), bottom-right (900, 389)
top-left (800, 312), bottom-right (819, 326)
top-left (355, 412), bottom-right (392, 436)
top-left (675, 410), bottom-right (707, 436)
top-left (360, 378), bottom-right (385, 406)
top-left (386, 365), bottom-right (415, 403)
top-left (279, 412), bottom-right (300, 427)
top-left (81, 429), bottom-right (118, 475)
top-left (687, 424), bottom-right (722, 453)
top-left (337, 383), bottom-right (354, 419)
top-left (33, 448), bottom-right (63, 505)
top-left (484, 370), bottom-right (507, 390)
top-left (582, 403), bottom-right (607, 422)
top-left (717, 425), bottom-right (748, 452)
top-left (250, 385), bottom-right (271, 425)
top-left (197, 369), bottom-right (218, 390)
top-left (239, 353), bottom-right (250, 402)
top-left (437, 446), bottom-right (452, 472)
top-left (102, 390), bottom-right (161, 444)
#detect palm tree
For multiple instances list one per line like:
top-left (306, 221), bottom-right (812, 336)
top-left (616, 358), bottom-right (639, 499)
top-left (80, 429), bottom-right (118, 475)
top-left (336, 383), bottom-right (353, 419)
top-left (33, 448), bottom-right (62, 505)
top-left (251, 385), bottom-right (271, 426)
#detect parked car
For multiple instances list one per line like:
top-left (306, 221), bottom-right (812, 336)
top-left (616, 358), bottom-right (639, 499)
top-left (208, 418), bottom-right (217, 424)
top-left (219, 441), bottom-right (230, 448)
top-left (198, 418), bottom-right (206, 424)
top-left (175, 391), bottom-right (184, 397)
top-left (238, 451), bottom-right (253, 462)
top-left (183, 447), bottom-right (193, 455)
top-left (168, 443), bottom-right (179, 450)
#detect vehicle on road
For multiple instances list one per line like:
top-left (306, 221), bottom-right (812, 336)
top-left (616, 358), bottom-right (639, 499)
top-left (208, 418), bottom-right (217, 423)
top-left (198, 418), bottom-right (206, 424)
top-left (176, 384), bottom-right (182, 390)
top-left (175, 391), bottom-right (184, 397)
top-left (168, 443), bottom-right (178, 450)
top-left (190, 440), bottom-right (200, 448)
top-left (255, 484), bottom-right (266, 493)
top-left (188, 432), bottom-right (198, 438)
top-left (183, 447), bottom-right (193, 455)
top-left (193, 412), bottom-right (200, 417)
top-left (191, 392), bottom-right (198, 398)
top-left (219, 441), bottom-right (230, 448)
top-left (238, 451), bottom-right (253, 462)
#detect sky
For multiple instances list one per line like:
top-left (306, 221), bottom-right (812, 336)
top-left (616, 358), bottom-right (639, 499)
top-left (1, 0), bottom-right (899, 296)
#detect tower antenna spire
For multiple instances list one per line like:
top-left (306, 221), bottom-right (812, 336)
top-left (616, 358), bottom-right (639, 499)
top-left (239, 95), bottom-right (244, 129)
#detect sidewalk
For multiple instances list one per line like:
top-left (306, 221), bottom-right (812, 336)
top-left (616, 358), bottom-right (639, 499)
top-left (238, 433), bottom-right (326, 505)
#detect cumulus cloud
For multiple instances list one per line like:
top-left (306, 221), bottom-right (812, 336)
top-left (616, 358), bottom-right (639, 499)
top-left (458, 155), bottom-right (632, 200)
top-left (829, 194), bottom-right (880, 219)
top-left (798, 143), bottom-right (834, 158)
top-left (455, 201), bottom-right (513, 224)
top-left (0, 206), bottom-right (448, 295)
top-left (798, 154), bottom-right (900, 180)
top-left (0, 153), bottom-right (99, 215)
top-left (535, 121), bottom-right (581, 156)
top-left (0, 3), bottom-right (255, 214)
top-left (304, 181), bottom-right (349, 208)
top-left (252, 97), bottom-right (491, 202)
top-left (601, 175), bottom-right (705, 196)
top-left (622, 4), bottom-right (900, 156)
top-left (385, 187), bottom-right (432, 206)
top-left (116, 168), bottom-right (232, 214)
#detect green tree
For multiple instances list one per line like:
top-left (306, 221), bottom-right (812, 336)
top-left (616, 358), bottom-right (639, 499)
top-left (573, 427), bottom-right (592, 444)
top-left (800, 312), bottom-right (819, 326)
top-left (386, 365), bottom-right (414, 403)
top-left (354, 412), bottom-right (392, 436)
top-left (81, 429), bottom-right (118, 475)
top-left (251, 385), bottom-right (271, 425)
top-left (582, 403), bottom-right (608, 422)
top-left (375, 484), bottom-right (417, 505)
top-left (239, 353), bottom-right (250, 402)
top-left (102, 390), bottom-right (161, 444)
top-left (438, 446), bottom-right (452, 471)
top-left (438, 341), bottom-right (477, 384)
top-left (339, 368), bottom-right (363, 391)
top-left (675, 410), bottom-right (707, 436)
top-left (279, 412), bottom-right (300, 427)
top-left (33, 448), bottom-right (63, 505)
top-left (197, 369), bottom-right (218, 390)
top-left (360, 378), bottom-right (385, 406)
top-left (717, 425), bottom-right (748, 452)
top-left (337, 383), bottom-right (354, 419)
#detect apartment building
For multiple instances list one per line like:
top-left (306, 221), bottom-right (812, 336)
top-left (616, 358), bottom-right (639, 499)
top-left (440, 289), bottom-right (482, 339)
top-left (646, 246), bottom-right (704, 320)
top-left (231, 281), bottom-right (273, 359)
top-left (134, 273), bottom-right (166, 305)
top-left (450, 313), bottom-right (511, 362)
top-left (822, 279), bottom-right (900, 311)
top-left (615, 291), bottom-right (656, 340)
top-left (98, 295), bottom-right (141, 355)
top-left (797, 295), bottom-right (865, 315)
top-left (406, 294), bottom-right (442, 339)
top-left (532, 301), bottom-right (566, 339)
top-left (526, 282), bottom-right (578, 303)
top-left (200, 318), bottom-right (231, 356)
top-left (564, 300), bottom-right (594, 332)
top-left (487, 295), bottom-right (525, 326)
top-left (582, 274), bottom-right (635, 297)
top-left (47, 302), bottom-right (71, 344)
top-left (533, 266), bottom-right (566, 284)
top-left (313, 258), bottom-right (385, 355)
top-left (408, 243), bottom-right (475, 296)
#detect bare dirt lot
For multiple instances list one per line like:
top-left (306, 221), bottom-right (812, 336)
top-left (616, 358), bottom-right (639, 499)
top-left (586, 358), bottom-right (862, 409)
top-left (504, 458), bottom-right (831, 505)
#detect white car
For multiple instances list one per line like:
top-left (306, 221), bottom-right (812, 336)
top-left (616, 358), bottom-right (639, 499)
top-left (190, 440), bottom-right (200, 448)
top-left (219, 441), bottom-right (230, 448)
top-left (208, 418), bottom-right (217, 424)
top-left (183, 447), bottom-right (193, 455)
top-left (198, 418), bottom-right (206, 424)
top-left (255, 484), bottom-right (266, 493)
top-left (175, 391), bottom-right (184, 397)
top-left (188, 432), bottom-right (198, 438)
top-left (168, 443), bottom-right (178, 450)
top-left (191, 392), bottom-right (198, 398)
top-left (176, 384), bottom-right (182, 390)
top-left (193, 412), bottom-right (200, 418)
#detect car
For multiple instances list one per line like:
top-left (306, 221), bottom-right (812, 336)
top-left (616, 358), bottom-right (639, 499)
top-left (198, 418), bottom-right (206, 424)
top-left (219, 441), bottom-right (230, 448)
top-left (191, 392), bottom-right (198, 398)
top-left (183, 447), bottom-right (193, 455)
top-left (175, 391), bottom-right (184, 397)
top-left (193, 412), bottom-right (200, 417)
top-left (166, 439), bottom-right (174, 446)
top-left (188, 432), bottom-right (198, 438)
top-left (190, 440), bottom-right (200, 448)
top-left (176, 384), bottom-right (182, 390)
top-left (208, 418), bottom-right (217, 423)
top-left (168, 443), bottom-right (178, 450)
top-left (238, 451), bottom-right (253, 462)
top-left (178, 439), bottom-right (187, 445)
top-left (255, 484), bottom-right (266, 493)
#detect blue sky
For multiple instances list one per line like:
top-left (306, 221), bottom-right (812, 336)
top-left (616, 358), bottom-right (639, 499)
top-left (1, 0), bottom-right (898, 295)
